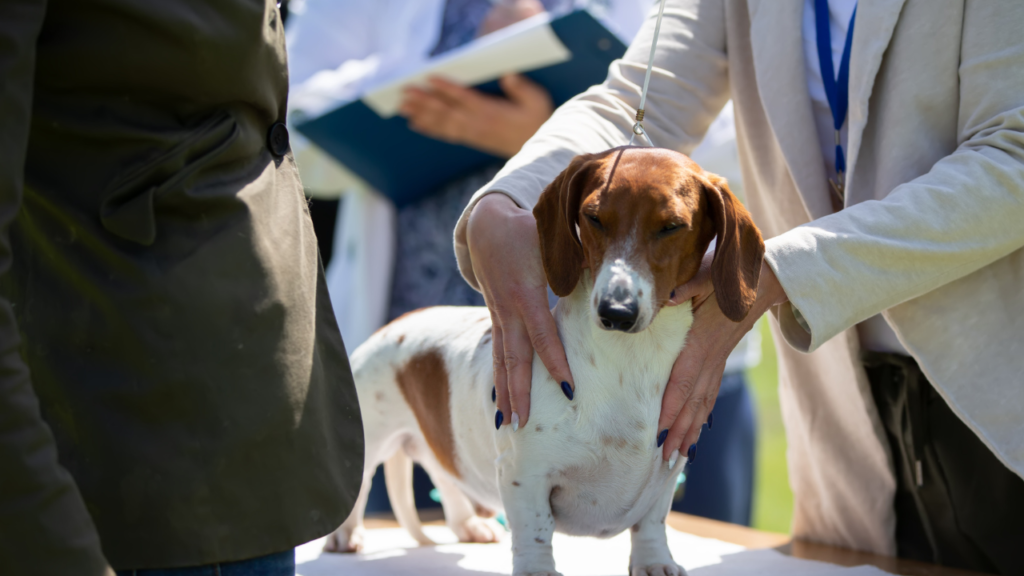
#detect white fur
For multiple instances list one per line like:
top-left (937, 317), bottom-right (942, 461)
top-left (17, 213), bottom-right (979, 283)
top-left (331, 271), bottom-right (693, 576)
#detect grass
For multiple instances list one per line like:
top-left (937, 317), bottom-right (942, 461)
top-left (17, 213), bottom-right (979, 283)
top-left (745, 317), bottom-right (794, 534)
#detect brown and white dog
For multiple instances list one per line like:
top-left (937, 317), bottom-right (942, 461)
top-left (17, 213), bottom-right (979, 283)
top-left (326, 147), bottom-right (764, 576)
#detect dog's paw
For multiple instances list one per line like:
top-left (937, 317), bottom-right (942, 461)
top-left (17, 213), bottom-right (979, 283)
top-left (322, 525), bottom-right (365, 554)
top-left (630, 563), bottom-right (687, 576)
top-left (451, 515), bottom-right (503, 543)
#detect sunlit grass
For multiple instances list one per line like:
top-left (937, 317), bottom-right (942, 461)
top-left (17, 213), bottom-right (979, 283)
top-left (745, 317), bottom-right (794, 534)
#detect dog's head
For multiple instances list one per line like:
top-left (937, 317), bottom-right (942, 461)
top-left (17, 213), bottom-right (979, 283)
top-left (533, 146), bottom-right (764, 333)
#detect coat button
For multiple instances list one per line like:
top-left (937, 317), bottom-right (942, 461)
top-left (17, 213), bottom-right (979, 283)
top-left (267, 122), bottom-right (290, 156)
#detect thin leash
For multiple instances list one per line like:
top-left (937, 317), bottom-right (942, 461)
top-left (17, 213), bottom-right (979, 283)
top-left (628, 0), bottom-right (669, 148)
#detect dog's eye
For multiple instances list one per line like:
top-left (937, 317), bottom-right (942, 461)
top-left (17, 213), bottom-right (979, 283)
top-left (657, 224), bottom-right (681, 238)
top-left (585, 214), bottom-right (604, 230)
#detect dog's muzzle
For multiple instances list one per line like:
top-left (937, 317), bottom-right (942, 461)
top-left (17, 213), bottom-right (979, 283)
top-left (597, 286), bottom-right (639, 332)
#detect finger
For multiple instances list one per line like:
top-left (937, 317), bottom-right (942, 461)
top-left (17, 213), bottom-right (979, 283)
top-left (402, 91), bottom-right (451, 128)
top-left (657, 340), bottom-right (707, 459)
top-left (499, 313), bottom-right (534, 430)
top-left (426, 76), bottom-right (483, 109)
top-left (397, 86), bottom-right (433, 116)
top-left (667, 252), bottom-right (715, 307)
top-left (681, 382), bottom-right (718, 453)
top-left (499, 74), bottom-right (552, 110)
top-left (680, 371), bottom-right (721, 456)
top-left (489, 315), bottom-right (511, 428)
top-left (662, 376), bottom-right (712, 462)
top-left (406, 97), bottom-right (465, 143)
top-left (520, 294), bottom-right (574, 400)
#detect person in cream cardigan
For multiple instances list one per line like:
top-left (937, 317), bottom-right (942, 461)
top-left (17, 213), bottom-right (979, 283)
top-left (454, 0), bottom-right (1024, 572)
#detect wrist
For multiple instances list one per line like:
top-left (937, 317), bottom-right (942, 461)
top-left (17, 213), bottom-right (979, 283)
top-left (473, 192), bottom-right (519, 216)
top-left (467, 192), bottom-right (533, 249)
top-left (758, 260), bottom-right (788, 311)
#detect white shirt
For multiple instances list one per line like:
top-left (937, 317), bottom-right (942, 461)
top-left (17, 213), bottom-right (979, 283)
top-left (802, 0), bottom-right (908, 355)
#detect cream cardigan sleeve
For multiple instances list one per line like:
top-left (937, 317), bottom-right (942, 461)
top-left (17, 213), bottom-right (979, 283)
top-left (454, 0), bottom-right (731, 290)
top-left (765, 0), bottom-right (1024, 352)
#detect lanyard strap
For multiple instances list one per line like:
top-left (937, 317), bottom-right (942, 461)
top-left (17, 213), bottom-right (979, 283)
top-left (814, 0), bottom-right (857, 178)
top-left (629, 0), bottom-right (668, 147)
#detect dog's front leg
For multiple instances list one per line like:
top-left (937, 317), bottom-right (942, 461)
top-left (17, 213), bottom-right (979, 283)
top-left (500, 468), bottom-right (560, 576)
top-left (628, 472), bottom-right (687, 576)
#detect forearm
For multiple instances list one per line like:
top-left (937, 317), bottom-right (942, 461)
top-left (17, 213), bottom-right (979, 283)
top-left (455, 0), bottom-right (731, 289)
top-left (767, 125), bottom-right (1024, 351)
top-left (766, 0), bottom-right (1024, 352)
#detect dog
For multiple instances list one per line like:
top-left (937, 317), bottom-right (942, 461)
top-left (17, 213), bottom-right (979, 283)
top-left (326, 146), bottom-right (764, 576)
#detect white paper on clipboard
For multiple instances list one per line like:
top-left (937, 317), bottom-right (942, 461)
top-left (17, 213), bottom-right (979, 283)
top-left (361, 12), bottom-right (572, 118)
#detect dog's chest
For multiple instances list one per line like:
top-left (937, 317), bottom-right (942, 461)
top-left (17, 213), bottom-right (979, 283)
top-left (505, 287), bottom-right (693, 535)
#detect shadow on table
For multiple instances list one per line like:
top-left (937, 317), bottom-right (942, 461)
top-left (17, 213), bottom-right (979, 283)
top-left (296, 545), bottom-right (878, 576)
top-left (297, 545), bottom-right (500, 576)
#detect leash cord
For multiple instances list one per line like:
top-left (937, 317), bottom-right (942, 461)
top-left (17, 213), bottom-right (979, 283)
top-left (629, 0), bottom-right (668, 147)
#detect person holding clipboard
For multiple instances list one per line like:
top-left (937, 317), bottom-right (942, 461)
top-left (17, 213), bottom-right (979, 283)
top-left (457, 0), bottom-right (1024, 572)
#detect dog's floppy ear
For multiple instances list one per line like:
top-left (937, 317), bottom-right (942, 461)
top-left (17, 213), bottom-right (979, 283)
top-left (702, 174), bottom-right (765, 322)
top-left (533, 153), bottom-right (601, 297)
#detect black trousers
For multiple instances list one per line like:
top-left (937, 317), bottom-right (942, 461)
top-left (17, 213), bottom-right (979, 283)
top-left (864, 352), bottom-right (1024, 575)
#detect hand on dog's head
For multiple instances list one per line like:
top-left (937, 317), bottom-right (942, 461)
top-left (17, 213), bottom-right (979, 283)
top-left (533, 146), bottom-right (765, 328)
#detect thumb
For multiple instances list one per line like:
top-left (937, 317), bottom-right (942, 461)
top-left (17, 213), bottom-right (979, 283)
top-left (667, 251), bottom-right (715, 307)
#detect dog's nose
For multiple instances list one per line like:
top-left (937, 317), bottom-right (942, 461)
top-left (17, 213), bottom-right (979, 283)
top-left (598, 298), bottom-right (639, 332)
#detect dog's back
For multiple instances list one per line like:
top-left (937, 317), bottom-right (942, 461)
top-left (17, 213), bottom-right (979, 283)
top-left (327, 306), bottom-right (504, 552)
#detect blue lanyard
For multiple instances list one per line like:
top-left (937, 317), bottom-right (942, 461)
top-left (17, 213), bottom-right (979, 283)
top-left (814, 0), bottom-right (857, 182)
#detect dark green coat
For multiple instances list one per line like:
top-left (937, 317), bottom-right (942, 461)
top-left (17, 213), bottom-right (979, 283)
top-left (0, 0), bottom-right (363, 572)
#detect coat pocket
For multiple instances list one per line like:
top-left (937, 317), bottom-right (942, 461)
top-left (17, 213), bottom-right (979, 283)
top-left (100, 111), bottom-right (239, 246)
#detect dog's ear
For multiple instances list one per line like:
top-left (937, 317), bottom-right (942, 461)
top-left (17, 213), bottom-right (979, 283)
top-left (702, 174), bottom-right (765, 322)
top-left (533, 153), bottom-right (601, 297)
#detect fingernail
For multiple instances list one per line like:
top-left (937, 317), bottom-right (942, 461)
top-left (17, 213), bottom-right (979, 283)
top-left (560, 381), bottom-right (574, 401)
top-left (495, 410), bottom-right (504, 430)
top-left (511, 412), bottom-right (520, 432)
top-left (492, 386), bottom-right (496, 403)
top-left (707, 411), bottom-right (713, 430)
top-left (670, 290), bottom-right (676, 300)
top-left (687, 443), bottom-right (697, 463)
top-left (657, 429), bottom-right (668, 448)
top-left (668, 449), bottom-right (679, 468)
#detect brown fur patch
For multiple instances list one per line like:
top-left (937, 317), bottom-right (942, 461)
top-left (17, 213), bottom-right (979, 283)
top-left (395, 349), bottom-right (460, 478)
top-left (371, 307), bottom-right (431, 338)
top-left (397, 334), bottom-right (405, 344)
top-left (534, 147), bottom-right (764, 322)
top-left (601, 435), bottom-right (629, 449)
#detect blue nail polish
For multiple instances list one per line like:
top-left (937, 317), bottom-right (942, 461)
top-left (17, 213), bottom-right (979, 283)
top-left (670, 290), bottom-right (676, 299)
top-left (707, 411), bottom-right (714, 430)
top-left (495, 411), bottom-right (504, 430)
top-left (492, 387), bottom-right (496, 403)
top-left (657, 429), bottom-right (668, 448)
top-left (561, 381), bottom-right (574, 401)
top-left (687, 444), bottom-right (697, 463)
